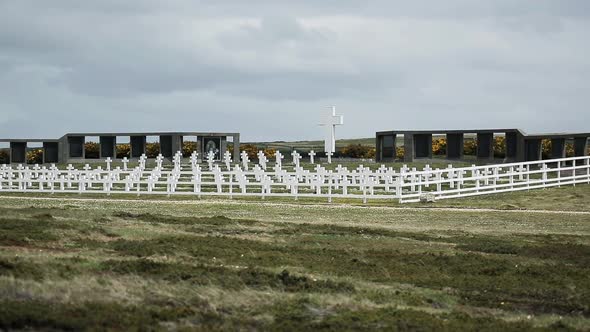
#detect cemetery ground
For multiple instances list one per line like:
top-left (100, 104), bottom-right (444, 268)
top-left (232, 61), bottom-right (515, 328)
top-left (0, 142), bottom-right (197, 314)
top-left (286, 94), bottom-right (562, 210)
top-left (0, 184), bottom-right (589, 331)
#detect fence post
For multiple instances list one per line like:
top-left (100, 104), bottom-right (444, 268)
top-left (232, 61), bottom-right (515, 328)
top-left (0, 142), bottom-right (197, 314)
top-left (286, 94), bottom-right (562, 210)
top-left (136, 176), bottom-right (141, 197)
top-left (541, 163), bottom-right (547, 189)
top-left (526, 165), bottom-right (530, 190)
top-left (229, 171), bottom-right (233, 199)
top-left (362, 179), bottom-right (367, 204)
top-left (396, 178), bottom-right (403, 202)
top-left (557, 160), bottom-right (562, 187)
top-left (572, 159), bottom-right (576, 187)
top-left (328, 172), bottom-right (332, 203)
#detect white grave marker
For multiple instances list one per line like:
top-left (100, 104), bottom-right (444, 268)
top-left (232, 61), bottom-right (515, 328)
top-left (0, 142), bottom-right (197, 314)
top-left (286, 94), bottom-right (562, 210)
top-left (309, 150), bottom-right (316, 164)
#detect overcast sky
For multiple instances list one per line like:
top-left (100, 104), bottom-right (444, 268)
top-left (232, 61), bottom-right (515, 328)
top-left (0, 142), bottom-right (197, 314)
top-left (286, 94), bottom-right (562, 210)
top-left (1, 1), bottom-right (589, 142)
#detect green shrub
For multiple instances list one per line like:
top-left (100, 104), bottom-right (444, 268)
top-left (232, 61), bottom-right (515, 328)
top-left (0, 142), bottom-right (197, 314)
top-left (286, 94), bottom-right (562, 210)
top-left (0, 151), bottom-right (9, 164)
top-left (146, 143), bottom-right (160, 158)
top-left (116, 144), bottom-right (130, 159)
top-left (541, 139), bottom-right (551, 159)
top-left (493, 136), bottom-right (506, 158)
top-left (340, 144), bottom-right (375, 159)
top-left (464, 139), bottom-right (477, 156)
top-left (182, 141), bottom-right (198, 157)
top-left (396, 146), bottom-right (405, 159)
top-left (432, 139), bottom-right (446, 155)
top-left (26, 149), bottom-right (43, 164)
top-left (84, 142), bottom-right (100, 159)
top-left (239, 144), bottom-right (276, 160)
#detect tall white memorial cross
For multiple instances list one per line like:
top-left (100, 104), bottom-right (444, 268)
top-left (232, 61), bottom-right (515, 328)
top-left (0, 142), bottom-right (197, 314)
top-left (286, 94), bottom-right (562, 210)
top-left (319, 106), bottom-right (344, 154)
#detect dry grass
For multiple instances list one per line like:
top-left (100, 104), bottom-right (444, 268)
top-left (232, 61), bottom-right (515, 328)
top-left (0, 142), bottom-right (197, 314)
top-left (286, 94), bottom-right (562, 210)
top-left (0, 191), bottom-right (589, 331)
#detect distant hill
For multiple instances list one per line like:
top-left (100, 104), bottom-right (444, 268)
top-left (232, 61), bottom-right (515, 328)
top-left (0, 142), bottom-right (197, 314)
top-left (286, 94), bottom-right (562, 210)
top-left (244, 134), bottom-right (459, 153)
top-left (244, 138), bottom-right (375, 152)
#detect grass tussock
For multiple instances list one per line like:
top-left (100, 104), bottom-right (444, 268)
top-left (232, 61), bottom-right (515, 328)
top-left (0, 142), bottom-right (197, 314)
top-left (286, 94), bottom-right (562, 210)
top-left (0, 199), bottom-right (588, 330)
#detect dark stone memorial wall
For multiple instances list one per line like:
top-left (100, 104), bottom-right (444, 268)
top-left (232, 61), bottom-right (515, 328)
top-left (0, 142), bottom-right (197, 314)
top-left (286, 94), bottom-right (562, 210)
top-left (10, 142), bottom-right (26, 164)
top-left (160, 135), bottom-right (173, 158)
top-left (43, 142), bottom-right (59, 163)
top-left (130, 136), bottom-right (146, 158)
top-left (574, 137), bottom-right (588, 157)
top-left (446, 133), bottom-right (464, 159)
top-left (525, 139), bottom-right (542, 161)
top-left (550, 138), bottom-right (566, 159)
top-left (100, 136), bottom-right (116, 158)
top-left (413, 134), bottom-right (432, 159)
top-left (68, 136), bottom-right (85, 158)
top-left (476, 133), bottom-right (494, 159)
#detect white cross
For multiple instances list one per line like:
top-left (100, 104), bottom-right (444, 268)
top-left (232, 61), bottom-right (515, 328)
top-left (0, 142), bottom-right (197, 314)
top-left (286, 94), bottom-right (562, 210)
top-left (256, 151), bottom-right (268, 170)
top-left (423, 165), bottom-right (433, 187)
top-left (207, 151), bottom-right (216, 170)
top-left (482, 167), bottom-right (493, 186)
top-left (309, 150), bottom-right (316, 164)
top-left (122, 157), bottom-right (129, 171)
top-left (190, 152), bottom-right (199, 169)
top-left (33, 164), bottom-right (41, 176)
top-left (291, 150), bottom-right (301, 168)
top-left (105, 157), bottom-right (112, 171)
top-left (223, 151), bottom-right (232, 170)
top-left (240, 151), bottom-right (250, 171)
top-left (319, 106), bottom-right (344, 154)
top-left (173, 153), bottom-right (181, 171)
top-left (326, 152), bottom-right (333, 164)
top-left (139, 155), bottom-right (147, 171)
top-left (540, 163), bottom-right (549, 182)
top-left (275, 151), bottom-right (284, 168)
top-left (155, 155), bottom-right (164, 169)
top-left (516, 164), bottom-right (526, 181)
top-left (257, 150), bottom-right (265, 161)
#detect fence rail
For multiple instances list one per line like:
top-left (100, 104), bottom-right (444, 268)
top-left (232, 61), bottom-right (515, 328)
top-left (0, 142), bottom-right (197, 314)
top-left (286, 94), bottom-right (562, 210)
top-left (0, 152), bottom-right (588, 204)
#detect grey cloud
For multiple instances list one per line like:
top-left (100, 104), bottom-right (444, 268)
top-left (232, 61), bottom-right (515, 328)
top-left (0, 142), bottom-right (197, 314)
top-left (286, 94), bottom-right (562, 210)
top-left (0, 1), bottom-right (588, 141)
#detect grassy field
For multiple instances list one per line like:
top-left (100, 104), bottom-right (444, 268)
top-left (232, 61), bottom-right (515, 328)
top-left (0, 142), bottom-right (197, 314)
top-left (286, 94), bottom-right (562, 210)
top-left (0, 185), bottom-right (589, 331)
top-left (246, 135), bottom-right (455, 152)
top-left (245, 137), bottom-right (376, 152)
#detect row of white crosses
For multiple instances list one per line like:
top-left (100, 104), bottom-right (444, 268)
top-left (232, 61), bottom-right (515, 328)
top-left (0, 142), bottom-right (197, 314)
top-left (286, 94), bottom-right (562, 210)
top-left (0, 154), bottom-right (387, 198)
top-left (0, 159), bottom-right (524, 193)
top-left (1, 153), bottom-right (587, 202)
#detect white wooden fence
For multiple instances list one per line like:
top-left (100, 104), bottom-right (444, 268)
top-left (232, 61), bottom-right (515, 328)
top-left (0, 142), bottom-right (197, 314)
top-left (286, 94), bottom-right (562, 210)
top-left (396, 155), bottom-right (590, 203)
top-left (0, 151), bottom-right (588, 204)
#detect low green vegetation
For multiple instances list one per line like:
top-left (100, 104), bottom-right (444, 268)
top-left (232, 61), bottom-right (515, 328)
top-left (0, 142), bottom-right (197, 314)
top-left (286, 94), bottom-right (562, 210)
top-left (0, 191), bottom-right (588, 330)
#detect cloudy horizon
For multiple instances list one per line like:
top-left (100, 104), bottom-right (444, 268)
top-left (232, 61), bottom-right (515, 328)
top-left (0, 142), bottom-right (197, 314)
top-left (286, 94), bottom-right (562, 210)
top-left (1, 1), bottom-right (589, 142)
